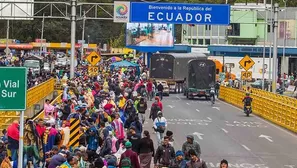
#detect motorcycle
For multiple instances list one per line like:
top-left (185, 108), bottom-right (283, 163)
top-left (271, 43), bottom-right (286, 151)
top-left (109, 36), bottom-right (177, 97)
top-left (245, 106), bottom-right (252, 117)
top-left (210, 87), bottom-right (215, 106)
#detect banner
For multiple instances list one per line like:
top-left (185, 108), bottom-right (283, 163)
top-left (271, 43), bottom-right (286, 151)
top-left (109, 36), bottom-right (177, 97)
top-left (129, 2), bottom-right (230, 25)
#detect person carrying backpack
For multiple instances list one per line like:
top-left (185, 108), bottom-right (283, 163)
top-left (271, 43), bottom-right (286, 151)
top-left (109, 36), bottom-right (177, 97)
top-left (119, 141), bottom-right (140, 168)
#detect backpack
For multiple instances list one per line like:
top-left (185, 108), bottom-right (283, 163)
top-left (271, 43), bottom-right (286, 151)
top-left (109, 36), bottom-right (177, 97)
top-left (55, 130), bottom-right (62, 145)
top-left (120, 153), bottom-right (132, 168)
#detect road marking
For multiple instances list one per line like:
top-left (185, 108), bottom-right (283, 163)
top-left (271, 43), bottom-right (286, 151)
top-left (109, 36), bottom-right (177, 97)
top-left (218, 100), bottom-right (297, 139)
top-left (186, 102), bottom-right (190, 105)
top-left (196, 109), bottom-right (200, 112)
top-left (221, 128), bottom-right (228, 133)
top-left (193, 132), bottom-right (204, 140)
top-left (212, 107), bottom-right (220, 110)
top-left (176, 96), bottom-right (181, 100)
top-left (259, 134), bottom-right (273, 142)
top-left (241, 144), bottom-right (251, 151)
top-left (167, 105), bottom-right (174, 108)
top-left (284, 165), bottom-right (295, 168)
top-left (207, 117), bottom-right (212, 121)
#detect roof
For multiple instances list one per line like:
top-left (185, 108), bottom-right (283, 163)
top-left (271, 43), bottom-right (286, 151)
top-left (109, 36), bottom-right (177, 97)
top-left (159, 52), bottom-right (207, 59)
top-left (208, 44), bottom-right (297, 57)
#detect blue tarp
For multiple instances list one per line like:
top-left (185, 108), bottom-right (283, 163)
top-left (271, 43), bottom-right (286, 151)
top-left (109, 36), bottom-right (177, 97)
top-left (110, 60), bottom-right (140, 74)
top-left (110, 60), bottom-right (139, 68)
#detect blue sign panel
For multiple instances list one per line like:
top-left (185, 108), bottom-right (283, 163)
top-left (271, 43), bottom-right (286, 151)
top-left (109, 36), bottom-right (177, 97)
top-left (130, 2), bottom-right (230, 25)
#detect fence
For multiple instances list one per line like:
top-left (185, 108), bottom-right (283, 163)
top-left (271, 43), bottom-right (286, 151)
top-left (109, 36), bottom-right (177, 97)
top-left (219, 86), bottom-right (297, 133)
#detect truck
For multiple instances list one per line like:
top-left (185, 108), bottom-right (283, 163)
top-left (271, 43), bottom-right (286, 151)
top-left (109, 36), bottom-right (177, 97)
top-left (184, 59), bottom-right (216, 100)
top-left (150, 53), bottom-right (207, 93)
top-left (23, 55), bottom-right (45, 76)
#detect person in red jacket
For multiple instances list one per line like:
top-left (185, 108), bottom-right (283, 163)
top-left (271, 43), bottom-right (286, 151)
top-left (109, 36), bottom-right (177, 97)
top-left (147, 80), bottom-right (153, 101)
top-left (155, 96), bottom-right (163, 111)
top-left (119, 141), bottom-right (140, 168)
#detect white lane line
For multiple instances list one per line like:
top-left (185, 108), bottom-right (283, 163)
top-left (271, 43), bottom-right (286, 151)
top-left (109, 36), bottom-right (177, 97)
top-left (196, 109), bottom-right (200, 112)
top-left (176, 96), bottom-right (181, 100)
top-left (221, 128), bottom-right (228, 133)
top-left (218, 100), bottom-right (297, 139)
top-left (241, 144), bottom-right (251, 151)
top-left (212, 107), bottom-right (220, 110)
top-left (207, 117), bottom-right (212, 121)
top-left (186, 103), bottom-right (190, 105)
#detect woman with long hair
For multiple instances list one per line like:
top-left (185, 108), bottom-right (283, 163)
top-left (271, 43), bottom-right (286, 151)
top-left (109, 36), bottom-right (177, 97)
top-left (138, 130), bottom-right (154, 168)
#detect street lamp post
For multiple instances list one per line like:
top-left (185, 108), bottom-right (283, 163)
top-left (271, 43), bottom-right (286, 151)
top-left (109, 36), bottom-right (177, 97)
top-left (81, 11), bottom-right (86, 56)
top-left (88, 35), bottom-right (90, 45)
top-left (40, 13), bottom-right (45, 56)
top-left (262, 0), bottom-right (267, 90)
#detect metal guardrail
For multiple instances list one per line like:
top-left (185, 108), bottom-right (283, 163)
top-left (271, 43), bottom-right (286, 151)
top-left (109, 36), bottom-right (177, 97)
top-left (219, 86), bottom-right (297, 133)
top-left (33, 93), bottom-right (63, 121)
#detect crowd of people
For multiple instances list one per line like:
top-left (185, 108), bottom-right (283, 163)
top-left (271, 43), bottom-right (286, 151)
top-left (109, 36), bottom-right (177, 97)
top-left (1, 58), bottom-right (229, 168)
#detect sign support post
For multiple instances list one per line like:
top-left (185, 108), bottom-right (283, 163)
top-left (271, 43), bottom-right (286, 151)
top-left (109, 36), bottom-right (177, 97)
top-left (0, 67), bottom-right (27, 168)
top-left (18, 111), bottom-right (24, 168)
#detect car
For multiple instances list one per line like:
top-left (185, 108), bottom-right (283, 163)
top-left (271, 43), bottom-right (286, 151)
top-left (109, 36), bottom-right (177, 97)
top-left (55, 57), bottom-right (70, 68)
top-left (250, 80), bottom-right (270, 90)
top-left (156, 80), bottom-right (170, 96)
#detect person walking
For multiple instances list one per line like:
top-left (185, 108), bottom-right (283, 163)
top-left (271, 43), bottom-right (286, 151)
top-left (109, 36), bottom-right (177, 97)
top-left (154, 136), bottom-right (175, 168)
top-left (185, 149), bottom-right (207, 168)
top-left (119, 141), bottom-right (140, 168)
top-left (169, 150), bottom-right (187, 168)
top-left (182, 135), bottom-right (201, 160)
top-left (136, 97), bottom-right (147, 124)
top-left (146, 80), bottom-right (153, 101)
top-left (157, 82), bottom-right (164, 100)
top-left (138, 130), bottom-right (154, 168)
top-left (153, 112), bottom-right (167, 146)
top-left (220, 159), bottom-right (228, 168)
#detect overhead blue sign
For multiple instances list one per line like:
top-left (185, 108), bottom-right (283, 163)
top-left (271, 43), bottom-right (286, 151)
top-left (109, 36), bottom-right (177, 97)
top-left (130, 2), bottom-right (230, 25)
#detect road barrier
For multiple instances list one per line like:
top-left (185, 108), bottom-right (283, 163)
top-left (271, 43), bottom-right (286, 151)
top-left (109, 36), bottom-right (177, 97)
top-left (0, 78), bottom-right (56, 131)
top-left (219, 86), bottom-right (297, 133)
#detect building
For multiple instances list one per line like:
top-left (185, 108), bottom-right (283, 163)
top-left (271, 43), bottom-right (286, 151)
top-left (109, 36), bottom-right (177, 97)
top-left (182, 3), bottom-right (297, 76)
top-left (182, 3), bottom-right (297, 46)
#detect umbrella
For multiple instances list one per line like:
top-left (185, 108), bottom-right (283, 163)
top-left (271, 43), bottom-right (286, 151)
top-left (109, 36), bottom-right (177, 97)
top-left (108, 56), bottom-right (122, 62)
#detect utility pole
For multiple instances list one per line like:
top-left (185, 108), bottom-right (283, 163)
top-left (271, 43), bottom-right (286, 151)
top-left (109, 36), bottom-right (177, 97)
top-left (282, 0), bottom-right (287, 89)
top-left (40, 13), bottom-right (45, 56)
top-left (70, 0), bottom-right (76, 79)
top-left (272, 3), bottom-right (279, 93)
top-left (5, 20), bottom-right (9, 57)
top-left (268, 0), bottom-right (273, 84)
top-left (81, 10), bottom-right (86, 56)
top-left (262, 0), bottom-right (267, 90)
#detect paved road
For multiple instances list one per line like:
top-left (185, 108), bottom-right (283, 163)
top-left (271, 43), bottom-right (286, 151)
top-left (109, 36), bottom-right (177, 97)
top-left (143, 94), bottom-right (297, 168)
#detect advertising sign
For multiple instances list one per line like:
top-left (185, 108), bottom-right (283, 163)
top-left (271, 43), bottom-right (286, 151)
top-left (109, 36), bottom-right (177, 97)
top-left (126, 23), bottom-right (174, 47)
top-left (130, 2), bottom-right (230, 25)
top-left (113, 1), bottom-right (131, 23)
top-left (279, 20), bottom-right (296, 39)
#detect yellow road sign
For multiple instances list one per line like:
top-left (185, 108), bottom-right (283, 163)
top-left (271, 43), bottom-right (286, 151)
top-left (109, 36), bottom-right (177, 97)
top-left (239, 55), bottom-right (255, 71)
top-left (241, 71), bottom-right (252, 81)
top-left (86, 51), bottom-right (101, 66)
top-left (88, 66), bottom-right (99, 76)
